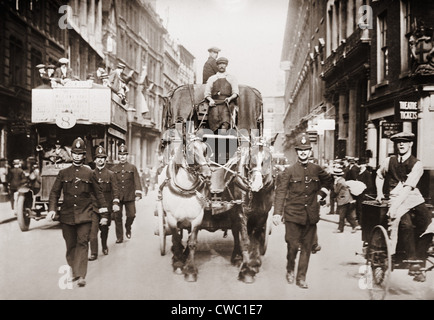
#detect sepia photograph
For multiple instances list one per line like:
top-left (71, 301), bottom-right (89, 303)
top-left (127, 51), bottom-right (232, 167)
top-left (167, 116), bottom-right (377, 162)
top-left (0, 0), bottom-right (434, 306)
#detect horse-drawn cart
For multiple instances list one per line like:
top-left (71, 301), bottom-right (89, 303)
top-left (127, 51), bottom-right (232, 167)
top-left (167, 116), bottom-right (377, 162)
top-left (154, 84), bottom-right (274, 282)
top-left (360, 200), bottom-right (434, 300)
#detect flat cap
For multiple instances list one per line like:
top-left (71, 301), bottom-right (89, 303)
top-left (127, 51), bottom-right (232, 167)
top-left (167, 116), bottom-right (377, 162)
top-left (390, 131), bottom-right (415, 142)
top-left (208, 46), bottom-right (221, 53)
top-left (36, 64), bottom-right (46, 69)
top-left (59, 57), bottom-right (69, 64)
top-left (216, 57), bottom-right (229, 65)
top-left (46, 64), bottom-right (56, 69)
top-left (332, 167), bottom-right (344, 176)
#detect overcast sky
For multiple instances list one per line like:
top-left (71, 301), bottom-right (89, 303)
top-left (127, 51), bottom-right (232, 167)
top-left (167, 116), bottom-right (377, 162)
top-left (155, 0), bottom-right (289, 96)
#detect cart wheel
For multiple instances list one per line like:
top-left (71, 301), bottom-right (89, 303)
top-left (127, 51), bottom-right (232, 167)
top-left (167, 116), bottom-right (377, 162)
top-left (366, 225), bottom-right (391, 300)
top-left (157, 200), bottom-right (167, 256)
top-left (16, 194), bottom-right (31, 232)
top-left (260, 209), bottom-right (273, 255)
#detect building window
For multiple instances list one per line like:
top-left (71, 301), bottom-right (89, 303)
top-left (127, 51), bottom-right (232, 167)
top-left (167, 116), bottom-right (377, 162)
top-left (400, 0), bottom-right (411, 73)
top-left (31, 48), bottom-right (43, 88)
top-left (9, 36), bottom-right (25, 87)
top-left (377, 12), bottom-right (388, 83)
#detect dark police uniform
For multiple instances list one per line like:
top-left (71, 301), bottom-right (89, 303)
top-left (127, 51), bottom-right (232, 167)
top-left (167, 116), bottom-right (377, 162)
top-left (48, 138), bottom-right (107, 283)
top-left (274, 134), bottom-right (333, 287)
top-left (111, 144), bottom-right (142, 242)
top-left (89, 146), bottom-right (120, 259)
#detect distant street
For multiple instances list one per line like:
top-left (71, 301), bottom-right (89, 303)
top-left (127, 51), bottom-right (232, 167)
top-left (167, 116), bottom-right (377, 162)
top-left (0, 190), bottom-right (433, 300)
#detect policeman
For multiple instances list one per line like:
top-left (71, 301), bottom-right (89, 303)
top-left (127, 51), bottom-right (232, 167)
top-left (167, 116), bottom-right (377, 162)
top-left (88, 146), bottom-right (120, 260)
top-left (47, 138), bottom-right (108, 287)
top-left (273, 133), bottom-right (333, 289)
top-left (111, 144), bottom-right (142, 243)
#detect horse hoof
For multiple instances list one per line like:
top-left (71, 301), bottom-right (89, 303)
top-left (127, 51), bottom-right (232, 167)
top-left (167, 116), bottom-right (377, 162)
top-left (174, 267), bottom-right (183, 275)
top-left (239, 274), bottom-right (255, 284)
top-left (184, 273), bottom-right (197, 282)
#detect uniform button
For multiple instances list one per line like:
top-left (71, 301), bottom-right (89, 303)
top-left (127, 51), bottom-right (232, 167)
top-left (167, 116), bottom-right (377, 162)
top-left (74, 204), bottom-right (77, 207)
top-left (305, 195), bottom-right (307, 197)
top-left (75, 186), bottom-right (78, 188)
top-left (122, 180), bottom-right (124, 182)
top-left (305, 186), bottom-right (308, 188)
top-left (122, 186), bottom-right (124, 188)
top-left (74, 195), bottom-right (77, 197)
top-left (305, 204), bottom-right (307, 207)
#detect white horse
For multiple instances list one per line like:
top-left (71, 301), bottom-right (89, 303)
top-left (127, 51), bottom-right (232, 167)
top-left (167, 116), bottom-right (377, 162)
top-left (158, 137), bottom-right (211, 282)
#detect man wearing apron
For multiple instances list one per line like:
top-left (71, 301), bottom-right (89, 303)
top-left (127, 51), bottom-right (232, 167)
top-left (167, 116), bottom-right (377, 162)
top-left (204, 57), bottom-right (239, 134)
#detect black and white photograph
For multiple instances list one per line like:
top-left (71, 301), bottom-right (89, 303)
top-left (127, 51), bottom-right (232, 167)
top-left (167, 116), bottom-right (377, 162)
top-left (0, 0), bottom-right (434, 305)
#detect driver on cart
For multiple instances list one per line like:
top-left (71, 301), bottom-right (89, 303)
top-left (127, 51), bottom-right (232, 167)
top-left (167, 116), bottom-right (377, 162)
top-left (44, 140), bottom-right (72, 164)
top-left (375, 131), bottom-right (433, 282)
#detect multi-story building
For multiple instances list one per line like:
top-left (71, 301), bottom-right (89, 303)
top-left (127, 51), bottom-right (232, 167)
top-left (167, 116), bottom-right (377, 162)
top-left (280, 0), bottom-right (330, 164)
top-left (162, 34), bottom-right (180, 95)
top-left (178, 45), bottom-right (196, 85)
top-left (365, 0), bottom-right (434, 201)
top-left (0, 0), bottom-right (68, 162)
top-left (281, 0), bottom-right (434, 202)
top-left (102, 0), bottom-right (167, 171)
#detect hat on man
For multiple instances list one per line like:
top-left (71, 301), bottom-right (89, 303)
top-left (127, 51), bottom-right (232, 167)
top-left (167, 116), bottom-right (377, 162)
top-left (208, 46), bottom-right (221, 53)
top-left (332, 167), bottom-right (344, 176)
top-left (71, 137), bottom-right (86, 154)
top-left (36, 64), bottom-right (46, 70)
top-left (12, 159), bottom-right (21, 166)
top-left (117, 62), bottom-right (126, 69)
top-left (216, 57), bottom-right (229, 65)
top-left (94, 146), bottom-right (107, 158)
top-left (345, 156), bottom-right (356, 163)
top-left (59, 57), bottom-right (69, 65)
top-left (118, 143), bottom-right (128, 155)
top-left (46, 64), bottom-right (56, 70)
top-left (294, 133), bottom-right (312, 150)
top-left (390, 131), bottom-right (415, 143)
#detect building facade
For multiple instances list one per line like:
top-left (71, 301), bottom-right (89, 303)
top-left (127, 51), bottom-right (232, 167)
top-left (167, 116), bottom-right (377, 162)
top-left (281, 0), bottom-right (434, 202)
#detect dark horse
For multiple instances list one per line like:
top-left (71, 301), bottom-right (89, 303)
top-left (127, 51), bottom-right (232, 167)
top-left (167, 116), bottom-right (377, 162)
top-left (224, 139), bottom-right (274, 283)
top-left (159, 135), bottom-right (211, 282)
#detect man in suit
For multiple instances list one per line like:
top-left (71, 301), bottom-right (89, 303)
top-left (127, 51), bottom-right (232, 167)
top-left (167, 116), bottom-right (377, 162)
top-left (202, 46), bottom-right (220, 84)
top-left (6, 159), bottom-right (26, 212)
top-left (88, 146), bottom-right (120, 260)
top-left (47, 137), bottom-right (108, 287)
top-left (111, 144), bottom-right (142, 243)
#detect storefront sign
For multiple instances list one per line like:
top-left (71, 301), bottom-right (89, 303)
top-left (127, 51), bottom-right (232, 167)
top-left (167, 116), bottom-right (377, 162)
top-left (395, 101), bottom-right (418, 122)
top-left (382, 122), bottom-right (402, 139)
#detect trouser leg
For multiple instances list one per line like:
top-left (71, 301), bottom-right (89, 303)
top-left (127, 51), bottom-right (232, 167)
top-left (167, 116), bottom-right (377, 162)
top-left (62, 223), bottom-right (77, 276)
top-left (413, 203), bottom-right (433, 264)
top-left (124, 201), bottom-right (136, 233)
top-left (285, 221), bottom-right (301, 273)
top-left (337, 205), bottom-right (345, 231)
top-left (114, 203), bottom-right (124, 241)
top-left (89, 213), bottom-right (100, 255)
top-left (74, 222), bottom-right (92, 278)
top-left (399, 212), bottom-right (416, 260)
top-left (99, 217), bottom-right (111, 250)
top-left (346, 203), bottom-right (359, 228)
top-left (296, 224), bottom-right (316, 281)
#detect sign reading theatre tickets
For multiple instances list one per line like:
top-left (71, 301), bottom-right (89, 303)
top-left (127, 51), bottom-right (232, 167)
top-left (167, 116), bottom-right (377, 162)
top-left (32, 81), bottom-right (115, 128)
top-left (395, 100), bottom-right (418, 122)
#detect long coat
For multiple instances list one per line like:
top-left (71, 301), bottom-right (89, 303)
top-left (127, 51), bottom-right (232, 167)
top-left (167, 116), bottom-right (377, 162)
top-left (111, 162), bottom-right (142, 202)
top-left (274, 161), bottom-right (333, 225)
top-left (48, 164), bottom-right (107, 225)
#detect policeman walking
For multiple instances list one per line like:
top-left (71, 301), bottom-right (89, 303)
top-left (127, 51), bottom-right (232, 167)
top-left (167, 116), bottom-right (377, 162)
top-left (111, 144), bottom-right (142, 243)
top-left (273, 133), bottom-right (333, 289)
top-left (88, 146), bottom-right (120, 260)
top-left (47, 138), bottom-right (108, 287)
